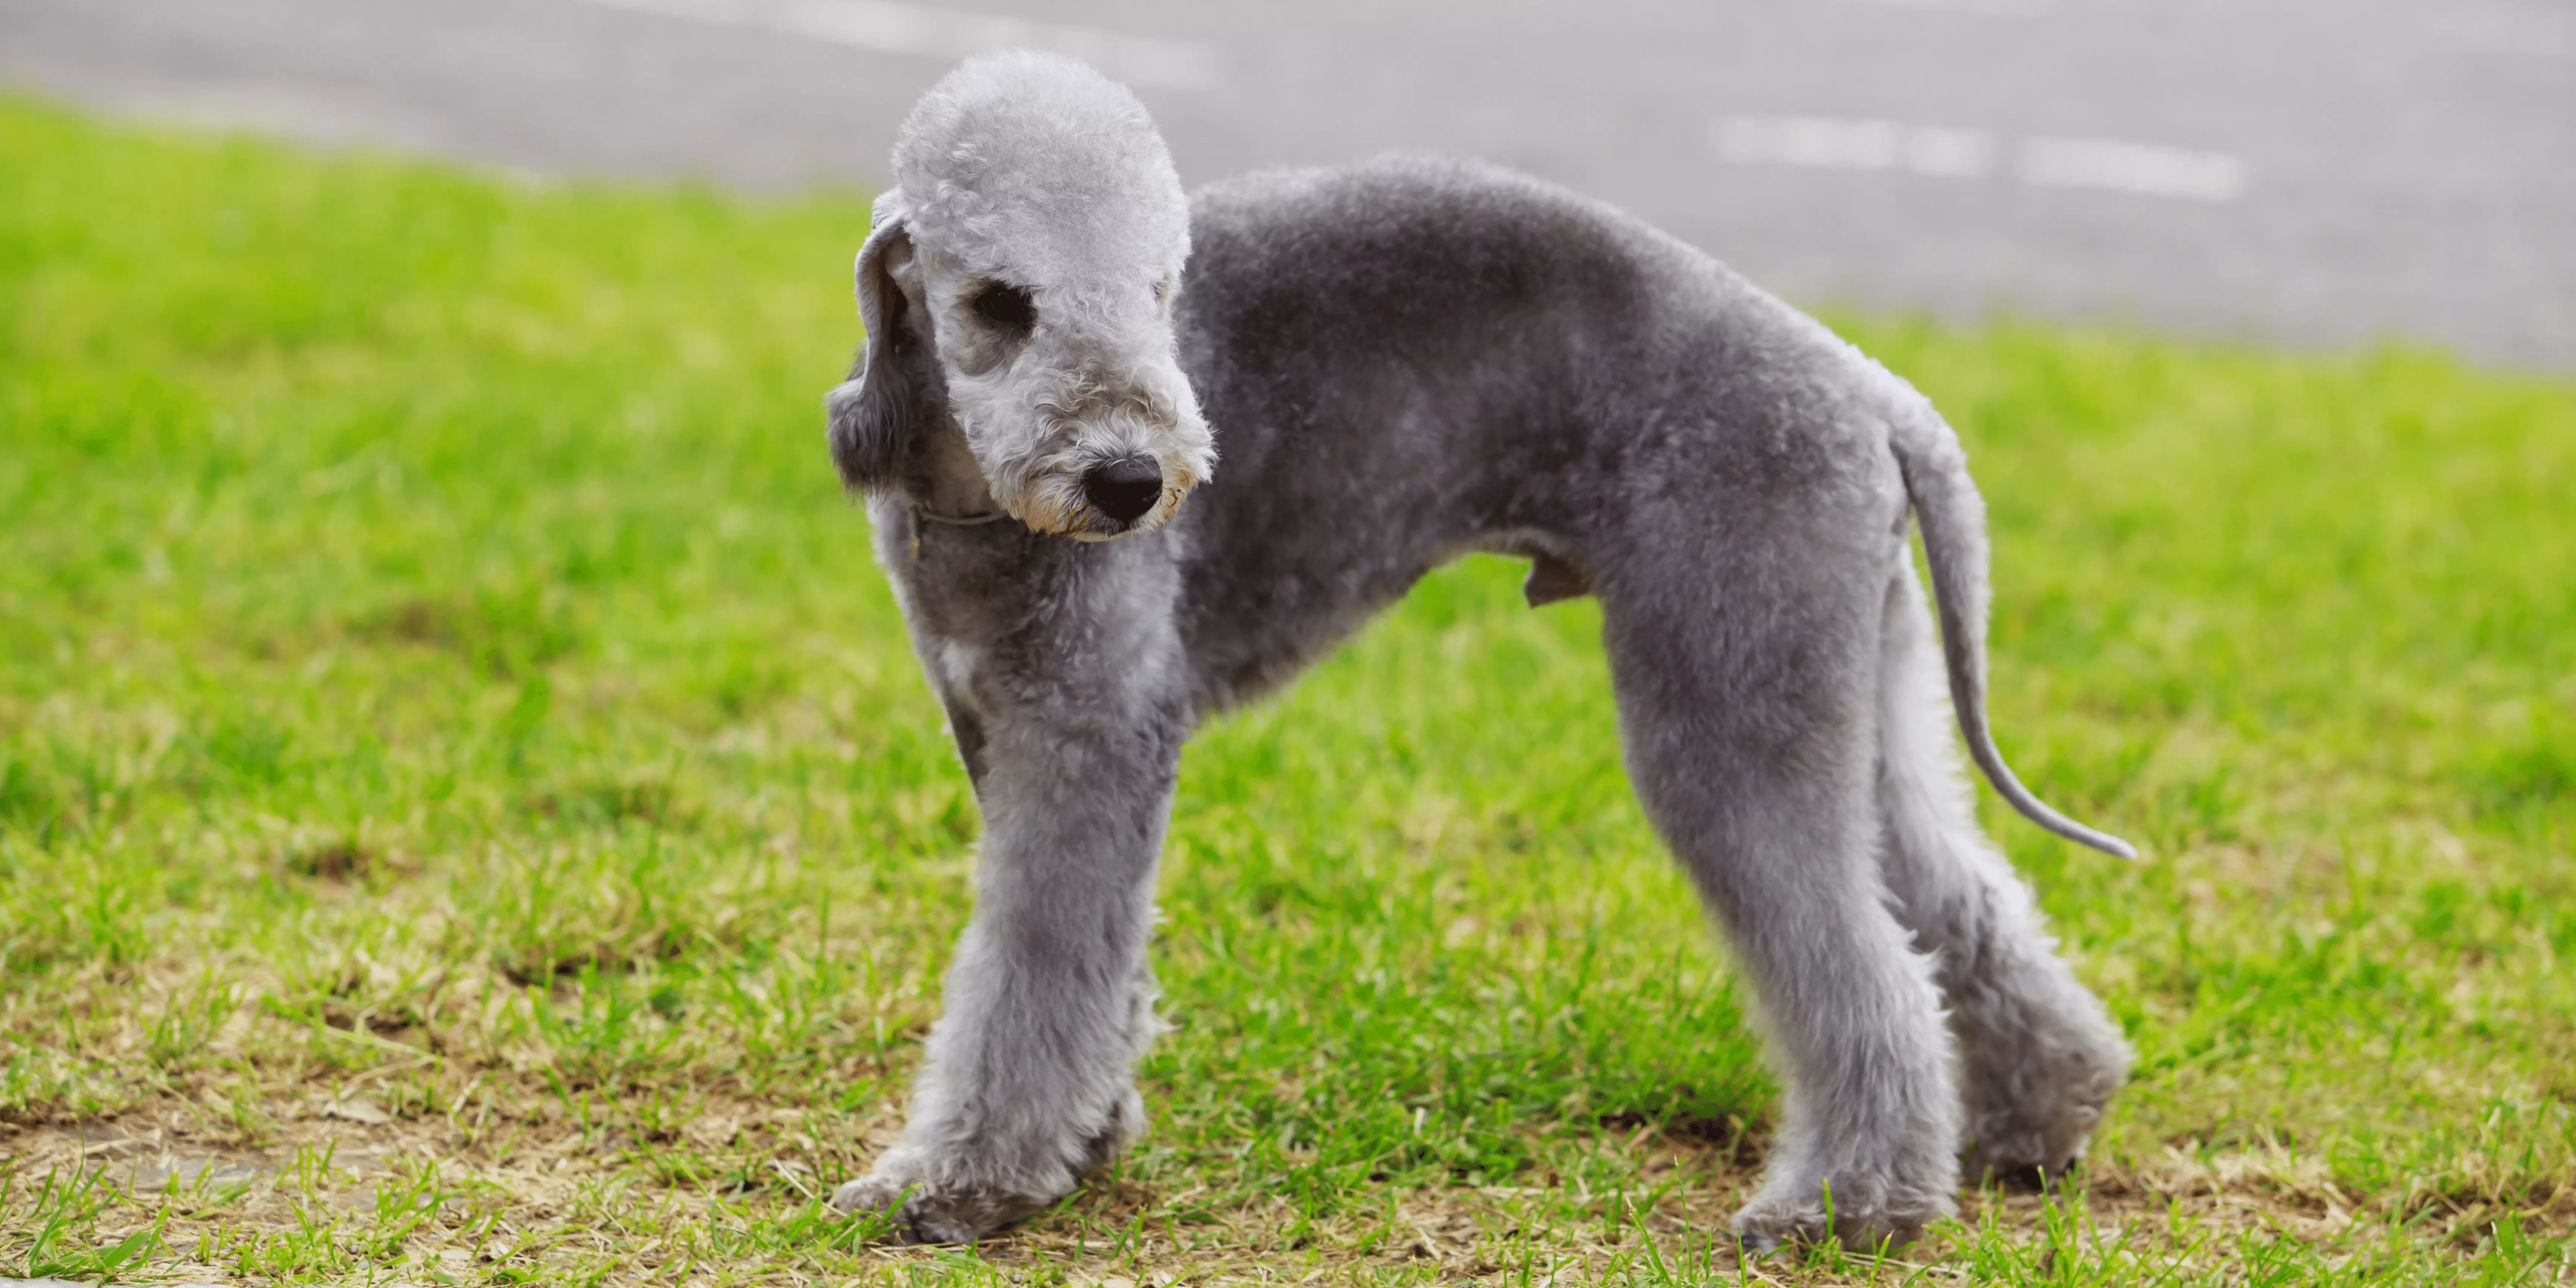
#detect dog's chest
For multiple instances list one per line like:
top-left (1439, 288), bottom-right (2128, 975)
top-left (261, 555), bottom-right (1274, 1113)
top-left (928, 636), bottom-right (986, 713)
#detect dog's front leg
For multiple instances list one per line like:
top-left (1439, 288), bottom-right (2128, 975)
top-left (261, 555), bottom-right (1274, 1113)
top-left (834, 547), bottom-right (1187, 1243)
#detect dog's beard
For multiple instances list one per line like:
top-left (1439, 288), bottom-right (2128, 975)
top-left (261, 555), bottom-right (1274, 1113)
top-left (966, 398), bottom-right (1213, 541)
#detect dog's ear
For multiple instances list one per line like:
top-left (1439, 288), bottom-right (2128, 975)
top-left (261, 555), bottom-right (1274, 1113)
top-left (826, 193), bottom-right (936, 492)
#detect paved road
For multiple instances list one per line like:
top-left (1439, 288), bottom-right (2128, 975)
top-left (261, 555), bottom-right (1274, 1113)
top-left (3, 0), bottom-right (2570, 367)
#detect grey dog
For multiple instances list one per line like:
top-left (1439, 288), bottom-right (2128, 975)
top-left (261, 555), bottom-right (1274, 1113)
top-left (822, 51), bottom-right (2137, 1251)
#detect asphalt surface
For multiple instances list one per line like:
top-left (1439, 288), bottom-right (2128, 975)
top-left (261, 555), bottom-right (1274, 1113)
top-left (2, 0), bottom-right (2570, 366)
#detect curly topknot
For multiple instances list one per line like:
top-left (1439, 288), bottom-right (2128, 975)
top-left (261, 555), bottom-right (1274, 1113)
top-left (891, 51), bottom-right (1191, 302)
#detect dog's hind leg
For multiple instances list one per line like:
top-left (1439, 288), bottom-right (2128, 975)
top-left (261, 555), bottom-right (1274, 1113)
top-left (1873, 566), bottom-right (2130, 1186)
top-left (1599, 530), bottom-right (1960, 1251)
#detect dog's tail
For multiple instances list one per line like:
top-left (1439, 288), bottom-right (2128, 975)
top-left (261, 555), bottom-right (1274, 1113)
top-left (1890, 405), bottom-right (2140, 861)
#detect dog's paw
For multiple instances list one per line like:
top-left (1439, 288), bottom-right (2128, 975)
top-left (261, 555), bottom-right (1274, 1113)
top-left (1960, 1032), bottom-right (2125, 1187)
top-left (827, 1175), bottom-right (914, 1239)
top-left (1964, 1137), bottom-right (2086, 1192)
top-left (1960, 1062), bottom-right (2120, 1187)
top-left (828, 1173), bottom-right (1050, 1244)
top-left (1733, 1183), bottom-right (1938, 1254)
top-left (1955, 961), bottom-right (2131, 1186)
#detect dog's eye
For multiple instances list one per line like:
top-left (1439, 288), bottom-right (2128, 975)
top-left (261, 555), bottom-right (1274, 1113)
top-left (972, 282), bottom-right (1035, 335)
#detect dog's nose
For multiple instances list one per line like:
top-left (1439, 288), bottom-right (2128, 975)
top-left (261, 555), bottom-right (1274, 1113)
top-left (1081, 456), bottom-right (1164, 524)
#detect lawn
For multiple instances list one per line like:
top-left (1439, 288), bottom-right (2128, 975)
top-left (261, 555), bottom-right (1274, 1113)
top-left (1, 98), bottom-right (2571, 1286)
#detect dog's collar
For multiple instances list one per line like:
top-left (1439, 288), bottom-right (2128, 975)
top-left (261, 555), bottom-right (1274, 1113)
top-left (909, 504), bottom-right (1008, 527)
top-left (906, 502), bottom-right (1008, 561)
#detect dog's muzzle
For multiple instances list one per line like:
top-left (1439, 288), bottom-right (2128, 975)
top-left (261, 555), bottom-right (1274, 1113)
top-left (1081, 455), bottom-right (1164, 524)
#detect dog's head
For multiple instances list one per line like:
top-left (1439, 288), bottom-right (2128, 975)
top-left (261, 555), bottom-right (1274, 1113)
top-left (827, 51), bottom-right (1212, 540)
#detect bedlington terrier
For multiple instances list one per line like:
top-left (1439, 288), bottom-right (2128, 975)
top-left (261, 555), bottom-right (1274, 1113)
top-left (822, 50), bottom-right (2137, 1251)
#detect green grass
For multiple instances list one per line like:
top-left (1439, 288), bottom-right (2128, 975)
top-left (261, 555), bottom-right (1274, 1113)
top-left (1, 97), bottom-right (2571, 1285)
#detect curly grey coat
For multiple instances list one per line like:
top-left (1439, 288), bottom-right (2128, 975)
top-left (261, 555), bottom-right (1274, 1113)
top-left (823, 50), bottom-right (2135, 1251)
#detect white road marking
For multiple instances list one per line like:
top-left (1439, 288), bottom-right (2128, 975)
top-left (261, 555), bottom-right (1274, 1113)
top-left (2016, 136), bottom-right (2249, 203)
top-left (1711, 116), bottom-right (2000, 177)
top-left (1903, 125), bottom-right (2000, 178)
top-left (1712, 115), bottom-right (2250, 203)
top-left (571, 0), bottom-right (1223, 91)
